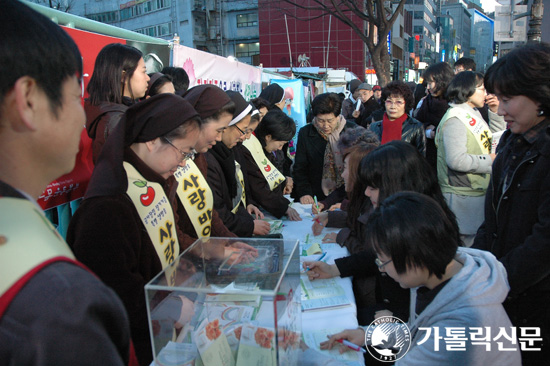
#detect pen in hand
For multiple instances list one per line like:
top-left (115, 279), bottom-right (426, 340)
top-left (306, 252), bottom-right (327, 272)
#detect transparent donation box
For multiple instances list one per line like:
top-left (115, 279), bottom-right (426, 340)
top-left (145, 237), bottom-right (301, 366)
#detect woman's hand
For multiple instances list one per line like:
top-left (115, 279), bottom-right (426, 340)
top-left (311, 212), bottom-right (328, 236)
top-left (302, 261), bottom-right (340, 280)
top-left (322, 232), bottom-right (337, 243)
top-left (425, 124), bottom-right (436, 139)
top-left (247, 204), bottom-right (264, 219)
top-left (312, 201), bottom-right (325, 214)
top-left (486, 94), bottom-right (500, 113)
top-left (300, 195), bottom-right (315, 204)
top-left (253, 220), bottom-right (270, 235)
top-left (320, 329), bottom-right (366, 354)
top-left (283, 177), bottom-right (294, 195)
top-left (286, 206), bottom-right (302, 221)
top-left (328, 203), bottom-right (341, 211)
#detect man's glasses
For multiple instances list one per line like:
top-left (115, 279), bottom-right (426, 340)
top-left (375, 258), bottom-right (393, 271)
top-left (163, 137), bottom-right (196, 161)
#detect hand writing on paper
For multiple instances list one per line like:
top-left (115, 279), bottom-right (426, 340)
top-left (247, 204), bottom-right (264, 219)
top-left (286, 206), bottom-right (302, 221)
top-left (300, 195), bottom-right (315, 204)
top-left (311, 201), bottom-right (325, 214)
top-left (322, 232), bottom-right (337, 243)
top-left (311, 212), bottom-right (328, 236)
top-left (283, 176), bottom-right (294, 195)
top-left (320, 329), bottom-right (366, 354)
top-left (253, 220), bottom-right (270, 235)
top-left (302, 261), bottom-right (340, 281)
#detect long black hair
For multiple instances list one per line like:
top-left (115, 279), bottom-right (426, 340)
top-left (356, 141), bottom-right (460, 242)
top-left (87, 43), bottom-right (143, 105)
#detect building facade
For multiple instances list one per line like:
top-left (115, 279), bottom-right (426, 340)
top-left (68, 0), bottom-right (260, 65)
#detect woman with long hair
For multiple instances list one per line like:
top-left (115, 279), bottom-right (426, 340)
top-left (86, 43), bottom-right (150, 162)
top-left (436, 71), bottom-right (505, 246)
top-left (305, 141), bottom-right (459, 324)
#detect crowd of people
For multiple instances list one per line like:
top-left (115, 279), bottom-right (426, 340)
top-left (1, 1), bottom-right (549, 365)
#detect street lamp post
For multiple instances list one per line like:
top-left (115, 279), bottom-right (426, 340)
top-left (527, 0), bottom-right (544, 42)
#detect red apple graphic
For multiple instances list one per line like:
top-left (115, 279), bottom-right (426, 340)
top-left (469, 118), bottom-right (476, 126)
top-left (261, 159), bottom-right (272, 172)
top-left (133, 180), bottom-right (155, 206)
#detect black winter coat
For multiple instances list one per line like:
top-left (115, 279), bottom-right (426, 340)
top-left (292, 121), bottom-right (356, 201)
top-left (369, 114), bottom-right (426, 156)
top-left (473, 121), bottom-right (550, 364)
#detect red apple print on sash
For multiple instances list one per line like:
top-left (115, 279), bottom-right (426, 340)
top-left (134, 180), bottom-right (155, 206)
top-left (262, 158), bottom-right (272, 172)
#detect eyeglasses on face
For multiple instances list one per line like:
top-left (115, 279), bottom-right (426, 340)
top-left (385, 99), bottom-right (405, 106)
top-left (375, 257), bottom-right (393, 271)
top-left (163, 137), bottom-right (196, 161)
top-left (233, 124), bottom-right (252, 136)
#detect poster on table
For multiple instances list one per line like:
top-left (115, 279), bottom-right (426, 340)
top-left (37, 27), bottom-right (170, 210)
top-left (172, 44), bottom-right (261, 101)
top-left (270, 79), bottom-right (307, 159)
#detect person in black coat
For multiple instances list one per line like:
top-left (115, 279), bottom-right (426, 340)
top-left (473, 43), bottom-right (550, 364)
top-left (240, 109), bottom-right (301, 220)
top-left (292, 93), bottom-right (356, 203)
top-left (206, 91), bottom-right (270, 237)
top-left (370, 81), bottom-right (426, 156)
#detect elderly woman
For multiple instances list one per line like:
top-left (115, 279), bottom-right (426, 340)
top-left (369, 81), bottom-right (425, 155)
top-left (293, 93), bottom-right (356, 204)
top-left (435, 71), bottom-right (505, 247)
top-left (68, 94), bottom-right (201, 365)
top-left (473, 42), bottom-right (550, 365)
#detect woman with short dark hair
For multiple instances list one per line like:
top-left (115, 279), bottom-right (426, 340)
top-left (369, 81), bottom-right (425, 155)
top-left (473, 42), bottom-right (550, 365)
top-left (292, 93), bottom-right (356, 203)
top-left (436, 71), bottom-right (505, 247)
top-left (321, 192), bottom-right (521, 366)
top-left (415, 62), bottom-right (454, 170)
top-left (240, 109), bottom-right (300, 219)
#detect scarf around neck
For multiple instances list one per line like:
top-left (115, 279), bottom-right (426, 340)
top-left (210, 142), bottom-right (238, 198)
top-left (381, 112), bottom-right (407, 145)
top-left (314, 115), bottom-right (346, 195)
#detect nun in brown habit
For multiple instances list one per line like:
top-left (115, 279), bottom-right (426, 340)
top-left (67, 94), bottom-right (202, 366)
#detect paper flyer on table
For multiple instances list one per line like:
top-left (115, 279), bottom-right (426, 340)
top-left (194, 318), bottom-right (235, 366)
top-left (300, 275), bottom-right (351, 311)
top-left (235, 323), bottom-right (277, 366)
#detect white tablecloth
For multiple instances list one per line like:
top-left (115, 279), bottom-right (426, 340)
top-left (272, 202), bottom-right (365, 366)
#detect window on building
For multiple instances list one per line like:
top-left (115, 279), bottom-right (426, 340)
top-left (135, 22), bottom-right (172, 37)
top-left (414, 11), bottom-right (423, 20)
top-left (413, 26), bottom-right (423, 34)
top-left (236, 42), bottom-right (260, 57)
top-left (237, 13), bottom-right (258, 28)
